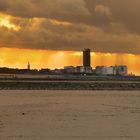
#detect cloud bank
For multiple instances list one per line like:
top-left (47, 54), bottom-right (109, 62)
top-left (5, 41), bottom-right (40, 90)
top-left (0, 0), bottom-right (140, 54)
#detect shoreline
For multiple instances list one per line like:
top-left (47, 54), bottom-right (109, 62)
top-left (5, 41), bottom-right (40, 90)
top-left (0, 81), bottom-right (140, 90)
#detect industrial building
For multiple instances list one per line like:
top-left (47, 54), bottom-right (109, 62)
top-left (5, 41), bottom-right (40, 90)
top-left (83, 48), bottom-right (91, 67)
top-left (64, 66), bottom-right (93, 74)
top-left (95, 66), bottom-right (115, 75)
top-left (95, 65), bottom-right (128, 76)
top-left (64, 48), bottom-right (93, 74)
top-left (75, 66), bottom-right (93, 74)
top-left (63, 49), bottom-right (128, 76)
top-left (116, 65), bottom-right (128, 76)
top-left (64, 66), bottom-right (75, 73)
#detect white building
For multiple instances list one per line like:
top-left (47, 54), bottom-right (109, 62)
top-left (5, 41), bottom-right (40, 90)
top-left (75, 66), bottom-right (93, 74)
top-left (95, 65), bottom-right (128, 76)
top-left (64, 66), bottom-right (93, 74)
top-left (95, 66), bottom-right (115, 75)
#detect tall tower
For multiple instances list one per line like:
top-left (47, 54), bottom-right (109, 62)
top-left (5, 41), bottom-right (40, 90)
top-left (83, 48), bottom-right (91, 67)
top-left (27, 62), bottom-right (30, 70)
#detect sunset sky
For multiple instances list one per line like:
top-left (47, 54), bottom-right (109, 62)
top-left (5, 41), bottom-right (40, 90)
top-left (0, 0), bottom-right (140, 74)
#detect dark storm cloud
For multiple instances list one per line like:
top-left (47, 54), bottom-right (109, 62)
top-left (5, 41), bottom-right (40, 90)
top-left (85, 0), bottom-right (140, 33)
top-left (0, 0), bottom-right (90, 21)
top-left (0, 0), bottom-right (140, 54)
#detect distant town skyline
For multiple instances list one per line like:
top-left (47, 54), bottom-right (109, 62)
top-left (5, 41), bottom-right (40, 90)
top-left (0, 48), bottom-right (128, 76)
top-left (0, 47), bottom-right (139, 75)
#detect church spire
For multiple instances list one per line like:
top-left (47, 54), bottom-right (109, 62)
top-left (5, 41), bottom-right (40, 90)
top-left (27, 62), bottom-right (30, 70)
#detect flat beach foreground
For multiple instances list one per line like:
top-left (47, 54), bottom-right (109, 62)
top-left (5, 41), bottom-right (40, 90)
top-left (0, 90), bottom-right (140, 140)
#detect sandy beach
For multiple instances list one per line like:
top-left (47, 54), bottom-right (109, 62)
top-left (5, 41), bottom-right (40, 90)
top-left (0, 90), bottom-right (140, 140)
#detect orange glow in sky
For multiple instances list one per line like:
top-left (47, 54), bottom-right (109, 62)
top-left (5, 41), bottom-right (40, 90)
top-left (0, 47), bottom-right (139, 75)
top-left (0, 14), bottom-right (20, 31)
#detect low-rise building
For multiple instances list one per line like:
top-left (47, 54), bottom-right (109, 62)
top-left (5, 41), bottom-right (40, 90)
top-left (75, 66), bottom-right (93, 74)
top-left (95, 66), bottom-right (114, 75)
top-left (117, 65), bottom-right (128, 76)
top-left (95, 65), bottom-right (128, 76)
top-left (64, 66), bottom-right (93, 74)
top-left (64, 66), bottom-right (75, 74)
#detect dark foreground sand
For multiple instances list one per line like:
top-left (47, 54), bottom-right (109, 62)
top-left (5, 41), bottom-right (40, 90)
top-left (0, 90), bottom-right (140, 140)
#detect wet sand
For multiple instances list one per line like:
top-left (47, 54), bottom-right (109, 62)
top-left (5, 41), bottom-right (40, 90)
top-left (0, 90), bottom-right (140, 140)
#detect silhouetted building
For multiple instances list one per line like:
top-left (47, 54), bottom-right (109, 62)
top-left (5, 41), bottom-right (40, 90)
top-left (83, 48), bottom-right (91, 67)
top-left (39, 69), bottom-right (50, 74)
